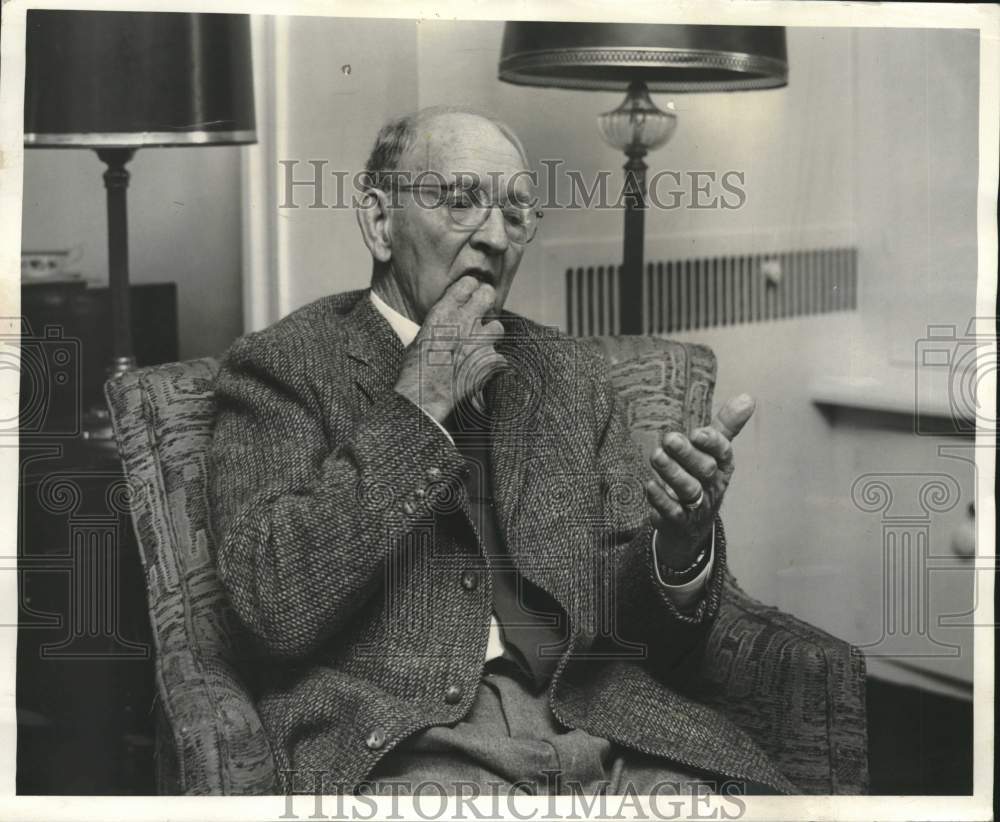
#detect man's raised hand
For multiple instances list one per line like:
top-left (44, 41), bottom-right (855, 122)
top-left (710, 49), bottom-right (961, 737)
top-left (645, 393), bottom-right (756, 568)
top-left (394, 275), bottom-right (508, 423)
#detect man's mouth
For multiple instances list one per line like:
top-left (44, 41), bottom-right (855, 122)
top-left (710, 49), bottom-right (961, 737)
top-left (463, 267), bottom-right (497, 287)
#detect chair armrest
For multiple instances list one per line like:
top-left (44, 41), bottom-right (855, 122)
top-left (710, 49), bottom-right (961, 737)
top-left (154, 649), bottom-right (276, 795)
top-left (693, 573), bottom-right (869, 794)
top-left (105, 363), bottom-right (277, 794)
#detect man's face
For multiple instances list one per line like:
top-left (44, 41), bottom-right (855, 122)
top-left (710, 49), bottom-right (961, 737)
top-left (386, 113), bottom-right (532, 324)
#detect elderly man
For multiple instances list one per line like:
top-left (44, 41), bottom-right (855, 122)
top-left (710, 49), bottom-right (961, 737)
top-left (209, 106), bottom-right (791, 796)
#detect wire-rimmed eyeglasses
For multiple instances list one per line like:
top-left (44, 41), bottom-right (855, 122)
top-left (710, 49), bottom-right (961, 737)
top-left (394, 183), bottom-right (543, 245)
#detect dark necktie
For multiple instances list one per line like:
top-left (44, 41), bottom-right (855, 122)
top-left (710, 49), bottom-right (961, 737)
top-left (443, 396), bottom-right (567, 690)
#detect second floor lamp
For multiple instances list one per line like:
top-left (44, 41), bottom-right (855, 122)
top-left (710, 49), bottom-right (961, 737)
top-left (499, 22), bottom-right (788, 334)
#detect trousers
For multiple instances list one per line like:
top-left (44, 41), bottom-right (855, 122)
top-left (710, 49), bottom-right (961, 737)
top-left (364, 658), bottom-right (775, 796)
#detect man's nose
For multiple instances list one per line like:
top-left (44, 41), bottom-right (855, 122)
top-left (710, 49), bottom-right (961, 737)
top-left (469, 205), bottom-right (510, 255)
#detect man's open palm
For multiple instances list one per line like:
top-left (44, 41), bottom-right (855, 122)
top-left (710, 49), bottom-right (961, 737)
top-left (645, 393), bottom-right (756, 567)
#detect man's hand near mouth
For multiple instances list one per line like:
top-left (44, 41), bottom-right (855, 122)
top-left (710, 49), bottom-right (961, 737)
top-left (394, 274), bottom-right (507, 424)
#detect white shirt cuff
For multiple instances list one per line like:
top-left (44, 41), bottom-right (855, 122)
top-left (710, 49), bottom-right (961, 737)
top-left (652, 528), bottom-right (715, 611)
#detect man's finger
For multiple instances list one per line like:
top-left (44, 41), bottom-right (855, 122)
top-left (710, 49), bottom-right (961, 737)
top-left (443, 274), bottom-right (482, 306)
top-left (423, 276), bottom-right (480, 330)
top-left (645, 478), bottom-right (684, 524)
top-left (465, 282), bottom-right (497, 316)
top-left (471, 317), bottom-right (506, 346)
top-left (690, 426), bottom-right (734, 471)
top-left (711, 393), bottom-right (756, 441)
top-left (650, 449), bottom-right (703, 506)
top-left (481, 318), bottom-right (505, 338)
top-left (661, 431), bottom-right (718, 485)
top-left (426, 279), bottom-right (494, 337)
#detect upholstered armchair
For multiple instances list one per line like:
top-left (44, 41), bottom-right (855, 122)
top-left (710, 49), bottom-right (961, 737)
top-left (105, 336), bottom-right (868, 795)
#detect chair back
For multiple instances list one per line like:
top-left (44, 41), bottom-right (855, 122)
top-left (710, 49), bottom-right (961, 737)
top-left (580, 335), bottom-right (717, 458)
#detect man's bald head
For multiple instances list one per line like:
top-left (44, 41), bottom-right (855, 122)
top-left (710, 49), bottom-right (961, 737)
top-left (362, 105), bottom-right (529, 192)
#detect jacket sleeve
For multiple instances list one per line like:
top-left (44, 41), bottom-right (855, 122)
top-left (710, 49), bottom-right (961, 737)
top-left (209, 331), bottom-right (468, 660)
top-left (589, 354), bottom-right (727, 684)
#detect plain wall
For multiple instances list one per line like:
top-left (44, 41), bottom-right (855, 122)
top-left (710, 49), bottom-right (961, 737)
top-left (274, 17), bottom-right (419, 309)
top-left (852, 27), bottom-right (980, 363)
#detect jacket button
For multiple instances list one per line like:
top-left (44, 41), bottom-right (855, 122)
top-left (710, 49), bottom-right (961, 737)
top-left (444, 685), bottom-right (463, 704)
top-left (402, 500), bottom-right (416, 515)
top-left (426, 467), bottom-right (442, 479)
top-left (414, 487), bottom-right (426, 499)
top-left (460, 570), bottom-right (479, 591)
top-left (365, 728), bottom-right (387, 750)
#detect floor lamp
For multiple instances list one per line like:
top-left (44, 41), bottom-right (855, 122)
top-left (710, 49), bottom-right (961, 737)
top-left (499, 23), bottom-right (788, 335)
top-left (24, 10), bottom-right (256, 444)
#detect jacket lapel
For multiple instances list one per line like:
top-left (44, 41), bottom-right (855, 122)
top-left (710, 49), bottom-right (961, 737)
top-left (486, 368), bottom-right (529, 535)
top-left (488, 321), bottom-right (548, 544)
top-left (342, 289), bottom-right (406, 406)
top-left (488, 324), bottom-right (591, 618)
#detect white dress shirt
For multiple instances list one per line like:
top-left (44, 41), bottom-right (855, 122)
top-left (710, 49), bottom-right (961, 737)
top-left (369, 290), bottom-right (713, 663)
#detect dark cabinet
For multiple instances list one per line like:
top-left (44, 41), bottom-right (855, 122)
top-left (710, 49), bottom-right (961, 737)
top-left (15, 282), bottom-right (177, 794)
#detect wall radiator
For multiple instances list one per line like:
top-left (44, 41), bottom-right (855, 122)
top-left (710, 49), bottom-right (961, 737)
top-left (565, 247), bottom-right (858, 336)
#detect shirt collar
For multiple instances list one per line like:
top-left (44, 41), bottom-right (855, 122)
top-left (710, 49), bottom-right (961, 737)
top-left (370, 289), bottom-right (420, 347)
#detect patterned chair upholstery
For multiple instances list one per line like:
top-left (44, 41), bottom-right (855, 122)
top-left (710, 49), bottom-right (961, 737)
top-left (105, 337), bottom-right (868, 795)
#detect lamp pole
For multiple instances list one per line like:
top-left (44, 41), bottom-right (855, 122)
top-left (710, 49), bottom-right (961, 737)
top-left (82, 148), bottom-right (137, 445)
top-left (620, 146), bottom-right (648, 335)
top-left (96, 148), bottom-right (137, 379)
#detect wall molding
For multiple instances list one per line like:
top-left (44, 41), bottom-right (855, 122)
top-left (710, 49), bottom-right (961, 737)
top-left (240, 15), bottom-right (288, 334)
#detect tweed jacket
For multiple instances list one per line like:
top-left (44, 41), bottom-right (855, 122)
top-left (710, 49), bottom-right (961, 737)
top-left (208, 288), bottom-right (794, 793)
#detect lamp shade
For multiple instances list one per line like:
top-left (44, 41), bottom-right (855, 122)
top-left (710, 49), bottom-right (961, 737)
top-left (498, 22), bottom-right (787, 92)
top-left (24, 10), bottom-right (256, 147)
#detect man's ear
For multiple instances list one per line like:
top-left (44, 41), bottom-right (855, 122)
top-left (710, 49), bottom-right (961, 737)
top-left (356, 188), bottom-right (393, 263)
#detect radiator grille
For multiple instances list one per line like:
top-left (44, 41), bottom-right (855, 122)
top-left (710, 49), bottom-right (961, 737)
top-left (565, 247), bottom-right (857, 336)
